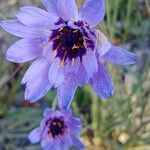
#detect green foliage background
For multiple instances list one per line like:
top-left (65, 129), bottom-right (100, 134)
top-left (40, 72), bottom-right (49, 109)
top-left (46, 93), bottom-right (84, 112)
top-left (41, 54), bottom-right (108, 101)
top-left (0, 0), bottom-right (150, 149)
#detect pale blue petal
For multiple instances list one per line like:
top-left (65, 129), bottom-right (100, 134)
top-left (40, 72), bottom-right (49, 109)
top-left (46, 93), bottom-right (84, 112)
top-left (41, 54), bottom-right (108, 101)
top-left (65, 57), bottom-right (80, 73)
top-left (43, 108), bottom-right (54, 118)
top-left (57, 0), bottom-right (78, 20)
top-left (80, 0), bottom-right (105, 27)
top-left (6, 39), bottom-right (42, 63)
top-left (28, 127), bottom-right (41, 144)
top-left (42, 42), bottom-right (55, 63)
top-left (41, 139), bottom-right (55, 150)
top-left (48, 58), bottom-right (60, 85)
top-left (76, 64), bottom-right (89, 87)
top-left (54, 67), bottom-right (66, 88)
top-left (0, 20), bottom-right (41, 38)
top-left (16, 6), bottom-right (58, 28)
top-left (96, 30), bottom-right (111, 57)
top-left (25, 77), bottom-right (52, 102)
top-left (41, 0), bottom-right (58, 15)
top-left (98, 41), bottom-right (111, 57)
top-left (83, 50), bottom-right (98, 78)
top-left (89, 63), bottom-right (114, 99)
top-left (72, 136), bottom-right (84, 150)
top-left (22, 58), bottom-right (48, 84)
top-left (57, 74), bottom-right (77, 110)
top-left (24, 58), bottom-right (52, 102)
top-left (102, 45), bottom-right (137, 65)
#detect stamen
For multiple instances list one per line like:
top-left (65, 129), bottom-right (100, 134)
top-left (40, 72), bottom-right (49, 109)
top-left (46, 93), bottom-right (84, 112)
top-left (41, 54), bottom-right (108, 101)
top-left (53, 43), bottom-right (62, 57)
top-left (72, 45), bottom-right (80, 49)
top-left (54, 43), bottom-right (62, 52)
top-left (50, 36), bottom-right (60, 42)
top-left (58, 122), bottom-right (62, 127)
top-left (73, 30), bottom-right (78, 33)
top-left (59, 28), bottom-right (64, 32)
top-left (72, 58), bottom-right (75, 65)
top-left (83, 21), bottom-right (89, 27)
top-left (60, 51), bottom-right (67, 67)
top-left (50, 20), bottom-right (95, 64)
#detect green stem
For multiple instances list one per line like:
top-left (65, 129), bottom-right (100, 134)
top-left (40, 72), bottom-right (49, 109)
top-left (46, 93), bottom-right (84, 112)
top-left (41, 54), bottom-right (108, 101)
top-left (111, 0), bottom-right (121, 41)
top-left (123, 0), bottom-right (134, 40)
top-left (86, 87), bottom-right (102, 137)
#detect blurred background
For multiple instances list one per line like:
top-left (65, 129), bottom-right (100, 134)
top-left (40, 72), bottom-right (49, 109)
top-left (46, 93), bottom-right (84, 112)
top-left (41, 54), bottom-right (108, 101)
top-left (0, 0), bottom-right (150, 149)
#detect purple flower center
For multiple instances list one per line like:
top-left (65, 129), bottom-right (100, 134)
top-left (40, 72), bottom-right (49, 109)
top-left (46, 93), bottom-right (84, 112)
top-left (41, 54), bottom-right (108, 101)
top-left (49, 20), bottom-right (95, 66)
top-left (48, 117), bottom-right (66, 138)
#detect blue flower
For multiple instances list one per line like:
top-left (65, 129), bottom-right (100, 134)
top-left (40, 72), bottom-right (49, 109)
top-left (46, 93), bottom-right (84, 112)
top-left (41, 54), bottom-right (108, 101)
top-left (0, 0), bottom-right (136, 109)
top-left (28, 108), bottom-right (84, 150)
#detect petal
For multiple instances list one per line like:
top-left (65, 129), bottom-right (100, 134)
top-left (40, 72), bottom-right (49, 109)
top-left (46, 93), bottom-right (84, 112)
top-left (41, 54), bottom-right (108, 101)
top-left (6, 39), bottom-right (43, 63)
top-left (65, 57), bottom-right (80, 73)
top-left (70, 118), bottom-right (82, 134)
top-left (16, 6), bottom-right (58, 28)
top-left (28, 127), bottom-right (41, 144)
top-left (43, 42), bottom-right (55, 63)
top-left (83, 50), bottom-right (98, 78)
top-left (24, 58), bottom-right (52, 102)
top-left (76, 64), bottom-right (89, 87)
top-left (61, 136), bottom-right (72, 150)
top-left (0, 20), bottom-right (41, 38)
top-left (48, 58), bottom-right (60, 85)
top-left (57, 74), bottom-right (77, 110)
top-left (41, 0), bottom-right (58, 15)
top-left (80, 0), bottom-right (105, 27)
top-left (22, 58), bottom-right (48, 84)
top-left (25, 76), bottom-right (52, 102)
top-left (89, 63), bottom-right (114, 99)
top-left (57, 0), bottom-right (78, 20)
top-left (72, 136), bottom-right (84, 150)
top-left (54, 67), bottom-right (66, 88)
top-left (41, 139), bottom-right (55, 150)
top-left (102, 45), bottom-right (137, 65)
top-left (43, 108), bottom-right (54, 117)
top-left (96, 30), bottom-right (111, 57)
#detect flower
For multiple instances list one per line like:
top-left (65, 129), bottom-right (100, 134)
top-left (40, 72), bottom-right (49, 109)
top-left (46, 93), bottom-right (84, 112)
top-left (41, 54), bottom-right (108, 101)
top-left (28, 108), bottom-right (84, 150)
top-left (0, 0), bottom-right (136, 109)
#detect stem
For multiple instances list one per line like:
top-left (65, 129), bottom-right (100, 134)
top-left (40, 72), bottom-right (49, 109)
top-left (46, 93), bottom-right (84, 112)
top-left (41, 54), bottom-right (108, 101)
top-left (106, 0), bottom-right (111, 40)
top-left (111, 0), bottom-right (121, 41)
top-left (86, 87), bottom-right (102, 137)
top-left (123, 0), bottom-right (134, 40)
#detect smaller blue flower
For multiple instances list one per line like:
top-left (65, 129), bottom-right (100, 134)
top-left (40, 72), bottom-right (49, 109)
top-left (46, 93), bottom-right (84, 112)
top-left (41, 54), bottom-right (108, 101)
top-left (28, 108), bottom-right (84, 150)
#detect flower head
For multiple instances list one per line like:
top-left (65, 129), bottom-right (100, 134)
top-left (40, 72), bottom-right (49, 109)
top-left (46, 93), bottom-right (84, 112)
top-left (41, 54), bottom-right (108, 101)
top-left (0, 0), bottom-right (136, 109)
top-left (28, 108), bottom-right (84, 150)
